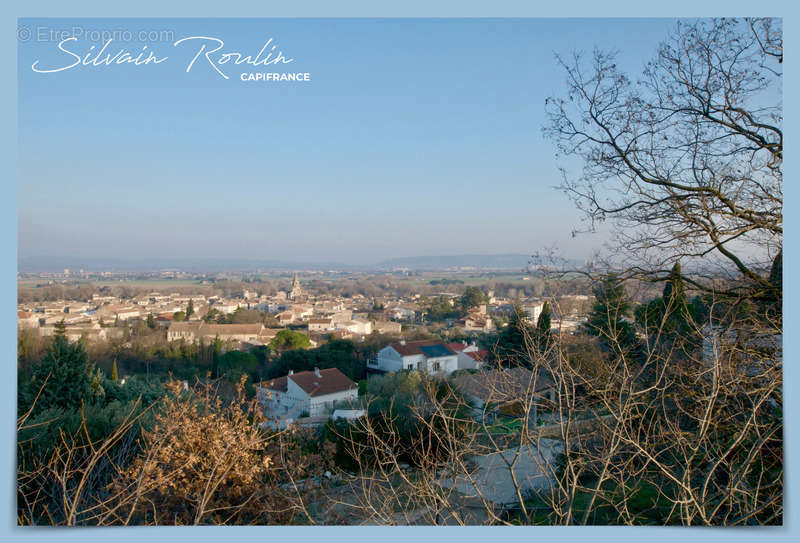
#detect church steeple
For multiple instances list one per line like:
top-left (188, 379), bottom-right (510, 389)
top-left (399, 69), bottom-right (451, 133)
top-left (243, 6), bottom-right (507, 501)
top-left (289, 273), bottom-right (302, 300)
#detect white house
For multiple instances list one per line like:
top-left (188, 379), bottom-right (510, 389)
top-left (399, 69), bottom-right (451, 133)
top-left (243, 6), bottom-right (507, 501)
top-left (523, 303), bottom-right (544, 323)
top-left (308, 317), bottom-right (335, 332)
top-left (388, 307), bottom-right (415, 321)
top-left (373, 321), bottom-right (402, 335)
top-left (447, 342), bottom-right (489, 370)
top-left (335, 319), bottom-right (373, 336)
top-left (371, 340), bottom-right (459, 375)
top-left (257, 367), bottom-right (359, 424)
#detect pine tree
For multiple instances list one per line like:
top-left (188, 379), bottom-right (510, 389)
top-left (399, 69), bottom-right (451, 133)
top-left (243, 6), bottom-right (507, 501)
top-left (586, 274), bottom-right (636, 352)
top-left (637, 261), bottom-right (693, 337)
top-left (22, 335), bottom-right (104, 416)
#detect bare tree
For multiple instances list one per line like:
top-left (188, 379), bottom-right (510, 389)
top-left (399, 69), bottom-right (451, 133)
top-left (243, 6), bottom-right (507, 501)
top-left (544, 18), bottom-right (782, 299)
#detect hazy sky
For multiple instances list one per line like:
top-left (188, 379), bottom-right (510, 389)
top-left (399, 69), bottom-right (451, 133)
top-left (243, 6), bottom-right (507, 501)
top-left (18, 18), bottom-right (677, 265)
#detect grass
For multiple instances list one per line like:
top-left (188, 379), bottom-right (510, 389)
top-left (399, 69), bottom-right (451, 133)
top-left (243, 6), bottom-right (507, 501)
top-left (485, 419), bottom-right (523, 435)
top-left (515, 478), bottom-right (680, 525)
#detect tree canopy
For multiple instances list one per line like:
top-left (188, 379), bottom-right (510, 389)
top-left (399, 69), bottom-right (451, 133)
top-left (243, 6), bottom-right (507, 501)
top-left (545, 18), bottom-right (782, 300)
top-left (268, 329), bottom-right (311, 352)
top-left (585, 275), bottom-right (636, 352)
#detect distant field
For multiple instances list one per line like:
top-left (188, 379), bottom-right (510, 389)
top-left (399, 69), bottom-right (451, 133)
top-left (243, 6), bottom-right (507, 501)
top-left (18, 278), bottom-right (204, 288)
top-left (393, 272), bottom-right (542, 287)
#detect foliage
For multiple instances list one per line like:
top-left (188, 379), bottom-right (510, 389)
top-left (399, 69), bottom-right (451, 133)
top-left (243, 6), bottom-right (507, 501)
top-left (545, 18), bottom-right (782, 300)
top-left (19, 336), bottom-right (105, 418)
top-left (585, 275), bottom-right (637, 353)
top-left (459, 286), bottom-right (487, 311)
top-left (493, 304), bottom-right (536, 367)
top-left (420, 295), bottom-right (462, 322)
top-left (267, 339), bottom-right (361, 381)
top-left (268, 329), bottom-right (311, 352)
top-left (536, 301), bottom-right (553, 353)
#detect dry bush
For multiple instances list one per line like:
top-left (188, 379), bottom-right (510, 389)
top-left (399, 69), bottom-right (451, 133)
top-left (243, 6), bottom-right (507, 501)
top-left (18, 376), bottom-right (334, 526)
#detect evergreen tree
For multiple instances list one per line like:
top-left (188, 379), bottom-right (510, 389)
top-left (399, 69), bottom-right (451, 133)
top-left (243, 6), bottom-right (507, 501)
top-left (186, 300), bottom-right (194, 319)
top-left (146, 313), bottom-right (156, 329)
top-left (769, 249), bottom-right (782, 291)
top-left (21, 335), bottom-right (104, 416)
top-left (211, 336), bottom-right (222, 379)
top-left (536, 301), bottom-right (552, 353)
top-left (495, 304), bottom-right (535, 367)
top-left (111, 358), bottom-right (119, 381)
top-left (268, 330), bottom-right (312, 352)
top-left (586, 274), bottom-right (636, 352)
top-left (767, 249), bottom-right (782, 319)
top-left (635, 261), bottom-right (693, 338)
top-left (459, 287), bottom-right (487, 312)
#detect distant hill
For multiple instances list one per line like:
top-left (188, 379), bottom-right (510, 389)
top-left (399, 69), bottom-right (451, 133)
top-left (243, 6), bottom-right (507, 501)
top-left (16, 256), bottom-right (354, 273)
top-left (18, 253), bottom-right (587, 273)
top-left (376, 254), bottom-right (536, 270)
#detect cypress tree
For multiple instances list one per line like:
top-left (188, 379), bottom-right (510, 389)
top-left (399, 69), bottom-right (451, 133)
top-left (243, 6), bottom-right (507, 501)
top-left (536, 301), bottom-right (552, 353)
top-left (663, 261), bottom-right (688, 310)
top-left (111, 358), bottom-right (119, 381)
top-left (662, 261), bottom-right (691, 334)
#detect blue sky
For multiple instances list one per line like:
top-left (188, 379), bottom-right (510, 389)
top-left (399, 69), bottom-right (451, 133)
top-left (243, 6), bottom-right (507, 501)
top-left (18, 18), bottom-right (678, 265)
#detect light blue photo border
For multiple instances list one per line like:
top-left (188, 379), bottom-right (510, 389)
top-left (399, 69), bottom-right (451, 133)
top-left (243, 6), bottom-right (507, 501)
top-left (3, 1), bottom-right (796, 541)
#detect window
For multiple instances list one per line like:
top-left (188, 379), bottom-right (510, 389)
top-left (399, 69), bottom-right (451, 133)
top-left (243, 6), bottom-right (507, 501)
top-left (407, 364), bottom-right (414, 370)
top-left (432, 361), bottom-right (441, 371)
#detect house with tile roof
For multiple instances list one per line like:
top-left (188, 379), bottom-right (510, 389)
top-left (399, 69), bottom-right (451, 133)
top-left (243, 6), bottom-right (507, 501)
top-left (256, 367), bottom-right (358, 425)
top-left (167, 322), bottom-right (265, 343)
top-left (371, 339), bottom-right (459, 375)
top-left (447, 341), bottom-right (489, 370)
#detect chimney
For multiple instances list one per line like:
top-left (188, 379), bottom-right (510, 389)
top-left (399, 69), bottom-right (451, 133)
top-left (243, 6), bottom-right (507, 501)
top-left (288, 370), bottom-right (294, 376)
top-left (314, 367), bottom-right (321, 378)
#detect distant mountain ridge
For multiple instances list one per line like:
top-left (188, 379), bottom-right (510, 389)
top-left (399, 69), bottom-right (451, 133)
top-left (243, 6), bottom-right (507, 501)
top-left (18, 253), bottom-right (586, 273)
top-left (376, 254), bottom-right (536, 270)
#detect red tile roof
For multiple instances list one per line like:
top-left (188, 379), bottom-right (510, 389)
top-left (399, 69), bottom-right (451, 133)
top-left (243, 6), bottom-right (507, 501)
top-left (289, 368), bottom-right (357, 397)
top-left (259, 368), bottom-right (357, 398)
top-left (466, 349), bottom-right (489, 362)
top-left (261, 375), bottom-right (288, 392)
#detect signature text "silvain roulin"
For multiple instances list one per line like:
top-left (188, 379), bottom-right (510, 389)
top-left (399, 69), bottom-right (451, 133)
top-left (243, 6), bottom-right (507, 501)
top-left (31, 36), bottom-right (294, 79)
